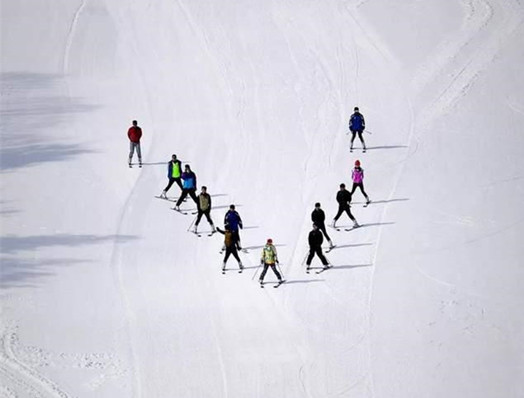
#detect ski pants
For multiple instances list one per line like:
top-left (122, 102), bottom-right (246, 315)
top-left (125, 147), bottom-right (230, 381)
top-left (350, 130), bottom-right (365, 147)
top-left (175, 188), bottom-right (198, 207)
top-left (224, 246), bottom-right (241, 264)
top-left (316, 222), bottom-right (331, 242)
top-left (350, 182), bottom-right (369, 200)
top-left (334, 204), bottom-right (355, 222)
top-left (196, 209), bottom-right (213, 226)
top-left (230, 229), bottom-right (241, 250)
top-left (306, 246), bottom-right (329, 266)
top-left (260, 263), bottom-right (282, 281)
top-left (164, 177), bottom-right (183, 193)
top-left (129, 142), bottom-right (142, 162)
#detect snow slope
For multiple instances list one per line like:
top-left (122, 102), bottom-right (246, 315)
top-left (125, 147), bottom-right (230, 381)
top-left (1, 0), bottom-right (523, 397)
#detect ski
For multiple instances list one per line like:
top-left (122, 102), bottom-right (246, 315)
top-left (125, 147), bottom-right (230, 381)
top-left (208, 231), bottom-right (216, 237)
top-left (172, 208), bottom-right (188, 215)
top-left (344, 225), bottom-right (361, 231)
top-left (325, 245), bottom-right (336, 253)
top-left (363, 201), bottom-right (371, 207)
top-left (260, 282), bottom-right (264, 288)
top-left (328, 225), bottom-right (341, 232)
top-left (316, 266), bottom-right (332, 274)
top-left (274, 280), bottom-right (285, 288)
top-left (154, 196), bottom-right (177, 202)
top-left (192, 231), bottom-right (202, 237)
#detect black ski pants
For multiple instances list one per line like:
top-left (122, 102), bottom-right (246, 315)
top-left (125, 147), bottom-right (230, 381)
top-left (260, 263), bottom-right (282, 281)
top-left (316, 222), bottom-right (331, 242)
top-left (224, 246), bottom-right (241, 264)
top-left (196, 209), bottom-right (213, 226)
top-left (164, 177), bottom-right (183, 193)
top-left (175, 188), bottom-right (198, 207)
top-left (306, 246), bottom-right (329, 266)
top-left (350, 183), bottom-right (369, 200)
top-left (350, 130), bottom-right (365, 147)
top-left (334, 204), bottom-right (355, 222)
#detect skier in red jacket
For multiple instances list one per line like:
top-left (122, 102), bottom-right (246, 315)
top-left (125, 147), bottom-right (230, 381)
top-left (128, 120), bottom-right (142, 167)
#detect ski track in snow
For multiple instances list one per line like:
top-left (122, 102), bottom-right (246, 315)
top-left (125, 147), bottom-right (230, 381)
top-left (62, 0), bottom-right (89, 75)
top-left (0, 329), bottom-right (71, 398)
top-left (414, 0), bottom-right (524, 127)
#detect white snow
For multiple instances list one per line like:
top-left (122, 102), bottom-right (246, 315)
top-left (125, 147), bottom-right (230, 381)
top-left (1, 0), bottom-right (523, 396)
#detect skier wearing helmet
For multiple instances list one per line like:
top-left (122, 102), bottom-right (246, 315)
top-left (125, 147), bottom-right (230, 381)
top-left (259, 238), bottom-right (283, 286)
top-left (351, 160), bottom-right (371, 205)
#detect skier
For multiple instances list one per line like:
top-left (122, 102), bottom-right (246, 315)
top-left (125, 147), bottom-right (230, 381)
top-left (259, 238), bottom-right (283, 285)
top-left (349, 107), bottom-right (366, 152)
top-left (193, 186), bottom-right (216, 234)
top-left (332, 183), bottom-right (359, 228)
top-left (350, 159), bottom-right (371, 205)
top-left (128, 120), bottom-right (143, 167)
top-left (174, 165), bottom-right (198, 210)
top-left (224, 204), bottom-right (243, 250)
top-left (160, 154), bottom-right (183, 198)
top-left (311, 202), bottom-right (334, 249)
top-left (216, 224), bottom-right (243, 272)
top-left (306, 223), bottom-right (330, 272)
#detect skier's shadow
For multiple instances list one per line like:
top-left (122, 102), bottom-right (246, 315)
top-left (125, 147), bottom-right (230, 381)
top-left (365, 145), bottom-right (407, 151)
top-left (328, 263), bottom-right (373, 270)
top-left (329, 243), bottom-right (373, 250)
top-left (351, 198), bottom-right (409, 205)
top-left (138, 161), bottom-right (165, 166)
top-left (278, 279), bottom-right (324, 286)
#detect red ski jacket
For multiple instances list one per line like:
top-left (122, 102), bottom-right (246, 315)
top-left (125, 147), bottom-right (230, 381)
top-left (128, 126), bottom-right (142, 143)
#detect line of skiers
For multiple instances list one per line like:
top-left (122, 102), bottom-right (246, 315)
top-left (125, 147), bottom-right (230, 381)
top-left (128, 105), bottom-right (372, 281)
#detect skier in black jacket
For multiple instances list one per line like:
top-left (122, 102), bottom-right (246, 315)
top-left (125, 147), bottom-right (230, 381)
top-left (332, 183), bottom-right (359, 228)
top-left (311, 202), bottom-right (334, 249)
top-left (306, 224), bottom-right (330, 271)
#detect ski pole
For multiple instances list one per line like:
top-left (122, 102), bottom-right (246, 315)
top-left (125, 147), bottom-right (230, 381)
top-left (252, 262), bottom-right (263, 280)
top-left (300, 250), bottom-right (309, 266)
top-left (365, 129), bottom-right (373, 135)
top-left (186, 216), bottom-right (197, 232)
top-left (276, 262), bottom-right (285, 279)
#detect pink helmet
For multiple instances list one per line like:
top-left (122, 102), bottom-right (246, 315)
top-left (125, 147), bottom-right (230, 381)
top-left (355, 159), bottom-right (361, 166)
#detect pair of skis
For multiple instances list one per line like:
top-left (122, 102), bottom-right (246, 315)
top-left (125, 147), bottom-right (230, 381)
top-left (222, 266), bottom-right (244, 275)
top-left (260, 280), bottom-right (285, 288)
top-left (306, 265), bottom-right (333, 275)
top-left (329, 224), bottom-right (362, 232)
top-left (192, 230), bottom-right (216, 238)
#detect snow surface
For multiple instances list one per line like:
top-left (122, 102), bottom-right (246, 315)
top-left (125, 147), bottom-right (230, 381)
top-left (1, 0), bottom-right (523, 397)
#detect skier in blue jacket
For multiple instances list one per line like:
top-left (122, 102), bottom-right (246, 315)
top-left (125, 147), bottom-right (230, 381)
top-left (224, 204), bottom-right (243, 250)
top-left (349, 106), bottom-right (366, 152)
top-left (174, 165), bottom-right (198, 209)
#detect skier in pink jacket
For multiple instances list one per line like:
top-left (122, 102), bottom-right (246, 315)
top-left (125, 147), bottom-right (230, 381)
top-left (351, 160), bottom-right (371, 205)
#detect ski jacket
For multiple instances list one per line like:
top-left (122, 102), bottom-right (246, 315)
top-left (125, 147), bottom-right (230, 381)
top-left (181, 171), bottom-right (197, 189)
top-left (128, 126), bottom-right (142, 143)
top-left (224, 210), bottom-right (243, 231)
top-left (308, 229), bottom-right (324, 248)
top-left (168, 159), bottom-right (182, 179)
top-left (198, 193), bottom-right (211, 212)
top-left (311, 208), bottom-right (326, 225)
top-left (336, 189), bottom-right (352, 206)
top-left (261, 244), bottom-right (278, 264)
top-left (216, 228), bottom-right (238, 248)
top-left (352, 167), bottom-right (364, 184)
top-left (349, 112), bottom-right (365, 132)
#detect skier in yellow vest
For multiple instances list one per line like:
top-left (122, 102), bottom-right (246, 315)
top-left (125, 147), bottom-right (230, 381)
top-left (259, 238), bottom-right (283, 286)
top-left (160, 154), bottom-right (183, 198)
